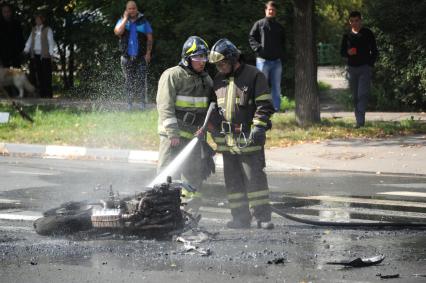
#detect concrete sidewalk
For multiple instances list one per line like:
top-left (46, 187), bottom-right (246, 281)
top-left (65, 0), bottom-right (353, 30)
top-left (266, 134), bottom-right (426, 175)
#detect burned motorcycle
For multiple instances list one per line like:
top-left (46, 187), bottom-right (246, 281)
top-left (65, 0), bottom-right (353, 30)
top-left (34, 103), bottom-right (217, 238)
top-left (34, 178), bottom-right (200, 238)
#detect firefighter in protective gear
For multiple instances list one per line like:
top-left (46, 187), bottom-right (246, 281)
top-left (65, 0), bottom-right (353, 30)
top-left (209, 38), bottom-right (275, 229)
top-left (156, 36), bottom-right (214, 202)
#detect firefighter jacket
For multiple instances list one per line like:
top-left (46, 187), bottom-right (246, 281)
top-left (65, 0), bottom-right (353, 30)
top-left (156, 65), bottom-right (214, 139)
top-left (212, 63), bottom-right (275, 154)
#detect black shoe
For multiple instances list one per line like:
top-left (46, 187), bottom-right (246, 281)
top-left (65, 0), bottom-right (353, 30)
top-left (257, 221), bottom-right (274, 230)
top-left (226, 219), bottom-right (251, 229)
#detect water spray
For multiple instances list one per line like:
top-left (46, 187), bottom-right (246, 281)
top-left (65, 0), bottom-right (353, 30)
top-left (147, 102), bottom-right (216, 188)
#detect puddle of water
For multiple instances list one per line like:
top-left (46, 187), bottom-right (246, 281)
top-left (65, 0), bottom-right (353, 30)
top-left (274, 194), bottom-right (426, 224)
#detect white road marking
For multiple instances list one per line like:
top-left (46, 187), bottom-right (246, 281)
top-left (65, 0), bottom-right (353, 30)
top-left (296, 195), bottom-right (426, 208)
top-left (378, 191), bottom-right (426, 198)
top-left (199, 206), bottom-right (228, 214)
top-left (0, 198), bottom-right (21, 204)
top-left (0, 225), bottom-right (35, 232)
top-left (375, 183), bottom-right (426, 189)
top-left (9, 170), bottom-right (55, 176)
top-left (0, 213), bottom-right (41, 221)
top-left (301, 205), bottom-right (426, 218)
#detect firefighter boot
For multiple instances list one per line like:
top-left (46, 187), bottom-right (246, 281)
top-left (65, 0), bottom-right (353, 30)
top-left (257, 221), bottom-right (274, 230)
top-left (226, 219), bottom-right (251, 229)
top-left (251, 204), bottom-right (274, 230)
top-left (227, 207), bottom-right (252, 229)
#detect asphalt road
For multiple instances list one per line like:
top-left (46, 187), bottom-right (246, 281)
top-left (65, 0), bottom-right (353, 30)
top-left (1, 157), bottom-right (426, 282)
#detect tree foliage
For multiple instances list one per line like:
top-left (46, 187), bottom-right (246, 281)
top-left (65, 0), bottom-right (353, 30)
top-left (4, 0), bottom-right (295, 100)
top-left (365, 0), bottom-right (426, 110)
top-left (315, 0), bottom-right (362, 64)
top-left (4, 0), bottom-right (423, 112)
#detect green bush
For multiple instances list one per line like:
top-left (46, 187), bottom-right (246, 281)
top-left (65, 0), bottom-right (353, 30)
top-left (318, 81), bottom-right (331, 92)
top-left (280, 96), bottom-right (296, 111)
top-left (365, 0), bottom-right (426, 110)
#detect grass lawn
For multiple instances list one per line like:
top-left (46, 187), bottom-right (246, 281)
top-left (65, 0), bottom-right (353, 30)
top-left (1, 103), bottom-right (425, 150)
top-left (0, 104), bottom-right (158, 150)
top-left (270, 113), bottom-right (426, 147)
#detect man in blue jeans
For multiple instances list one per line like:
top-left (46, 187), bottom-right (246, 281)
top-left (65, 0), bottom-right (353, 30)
top-left (249, 1), bottom-right (285, 112)
top-left (341, 11), bottom-right (378, 128)
top-left (114, 1), bottom-right (153, 110)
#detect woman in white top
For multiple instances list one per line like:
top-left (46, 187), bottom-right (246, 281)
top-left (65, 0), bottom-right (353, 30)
top-left (24, 13), bottom-right (56, 98)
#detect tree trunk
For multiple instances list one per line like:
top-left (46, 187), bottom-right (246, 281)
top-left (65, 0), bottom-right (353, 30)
top-left (68, 43), bottom-right (74, 88)
top-left (62, 15), bottom-right (72, 90)
top-left (58, 45), bottom-right (68, 89)
top-left (293, 0), bottom-right (320, 126)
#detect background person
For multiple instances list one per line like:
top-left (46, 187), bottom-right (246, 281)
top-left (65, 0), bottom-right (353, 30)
top-left (114, 1), bottom-right (153, 110)
top-left (0, 3), bottom-right (24, 68)
top-left (209, 38), bottom-right (275, 230)
top-left (249, 0), bottom-right (285, 112)
top-left (156, 36), bottom-right (214, 198)
top-left (340, 11), bottom-right (378, 128)
top-left (23, 13), bottom-right (56, 98)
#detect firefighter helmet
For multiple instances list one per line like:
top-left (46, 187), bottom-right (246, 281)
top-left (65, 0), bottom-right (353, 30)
top-left (181, 36), bottom-right (209, 66)
top-left (208, 38), bottom-right (240, 64)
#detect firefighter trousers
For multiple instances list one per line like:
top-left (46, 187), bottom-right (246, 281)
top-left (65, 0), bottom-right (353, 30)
top-left (222, 150), bottom-right (272, 223)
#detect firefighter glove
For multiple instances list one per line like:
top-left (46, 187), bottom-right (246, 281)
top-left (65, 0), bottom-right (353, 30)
top-left (249, 126), bottom-right (266, 146)
top-left (195, 128), bottom-right (205, 140)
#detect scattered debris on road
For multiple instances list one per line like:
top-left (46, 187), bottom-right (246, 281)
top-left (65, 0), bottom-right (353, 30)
top-left (327, 255), bottom-right (385, 267)
top-left (376, 273), bottom-right (400, 279)
top-left (267, 257), bottom-right (286, 265)
top-left (176, 229), bottom-right (215, 256)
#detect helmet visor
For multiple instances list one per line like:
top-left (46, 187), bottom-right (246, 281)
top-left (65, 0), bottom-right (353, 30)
top-left (208, 51), bottom-right (225, 64)
top-left (190, 54), bottom-right (208, 62)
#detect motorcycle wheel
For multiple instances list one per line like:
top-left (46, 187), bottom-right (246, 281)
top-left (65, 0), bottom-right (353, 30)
top-left (34, 201), bottom-right (95, 236)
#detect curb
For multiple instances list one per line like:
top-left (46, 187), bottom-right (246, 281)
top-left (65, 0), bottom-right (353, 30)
top-left (1, 142), bottom-right (157, 164)
top-left (0, 143), bottom-right (312, 172)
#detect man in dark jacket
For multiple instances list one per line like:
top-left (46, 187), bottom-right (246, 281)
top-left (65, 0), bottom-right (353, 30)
top-left (341, 11), bottom-right (378, 128)
top-left (209, 38), bottom-right (275, 230)
top-left (0, 4), bottom-right (24, 68)
top-left (249, 1), bottom-right (285, 112)
top-left (114, 1), bottom-right (153, 110)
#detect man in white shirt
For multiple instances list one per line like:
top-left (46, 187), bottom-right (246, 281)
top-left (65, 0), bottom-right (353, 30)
top-left (24, 13), bottom-right (56, 98)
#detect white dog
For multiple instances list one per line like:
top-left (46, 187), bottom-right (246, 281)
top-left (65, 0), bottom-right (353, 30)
top-left (0, 67), bottom-right (35, 98)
